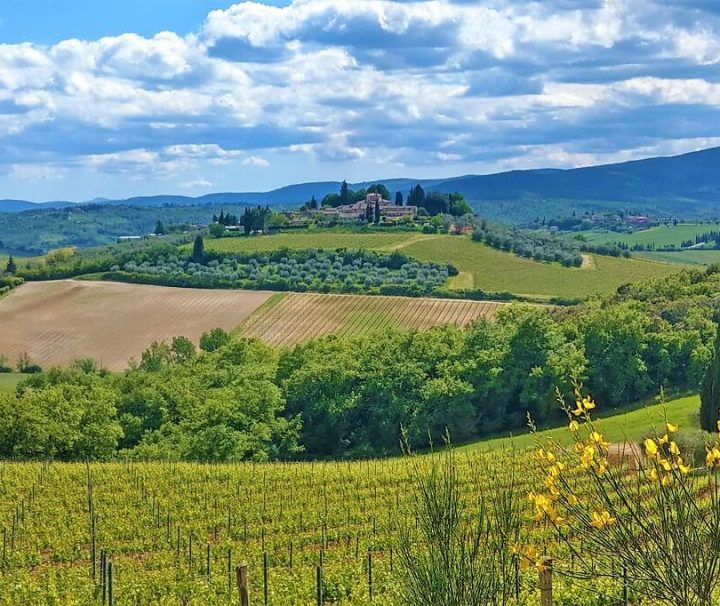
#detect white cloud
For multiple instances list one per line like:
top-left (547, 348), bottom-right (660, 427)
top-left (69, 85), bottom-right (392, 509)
top-left (0, 0), bottom-right (720, 195)
top-left (242, 155), bottom-right (269, 167)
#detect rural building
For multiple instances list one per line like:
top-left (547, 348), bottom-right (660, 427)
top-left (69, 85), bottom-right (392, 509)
top-left (320, 193), bottom-right (417, 221)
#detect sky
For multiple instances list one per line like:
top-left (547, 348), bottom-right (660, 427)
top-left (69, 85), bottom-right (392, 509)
top-left (1, 0), bottom-right (720, 201)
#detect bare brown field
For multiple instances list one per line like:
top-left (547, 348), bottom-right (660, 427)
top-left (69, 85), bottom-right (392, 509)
top-left (237, 292), bottom-right (507, 347)
top-left (0, 280), bottom-right (273, 370)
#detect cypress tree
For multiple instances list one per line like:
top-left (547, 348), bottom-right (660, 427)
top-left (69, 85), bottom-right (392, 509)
top-left (395, 191), bottom-right (403, 206)
top-left (6, 255), bottom-right (17, 274)
top-left (192, 236), bottom-right (205, 262)
top-left (374, 199), bottom-right (380, 224)
top-left (701, 321), bottom-right (720, 432)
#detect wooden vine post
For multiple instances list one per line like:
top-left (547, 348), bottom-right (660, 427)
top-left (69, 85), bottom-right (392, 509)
top-left (539, 557), bottom-right (553, 606)
top-left (237, 564), bottom-right (249, 606)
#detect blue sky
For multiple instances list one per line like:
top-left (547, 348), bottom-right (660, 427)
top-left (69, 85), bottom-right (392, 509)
top-left (1, 0), bottom-right (720, 201)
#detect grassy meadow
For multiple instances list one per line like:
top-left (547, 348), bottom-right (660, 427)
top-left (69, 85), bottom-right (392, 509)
top-left (0, 372), bottom-right (22, 393)
top-left (469, 393), bottom-right (700, 453)
top-left (204, 231), bottom-right (682, 299)
top-left (402, 235), bottom-right (681, 299)
top-left (637, 249), bottom-right (720, 266)
top-left (581, 223), bottom-right (720, 248)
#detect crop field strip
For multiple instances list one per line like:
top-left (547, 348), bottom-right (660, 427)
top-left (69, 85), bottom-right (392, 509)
top-left (0, 281), bottom-right (274, 371)
top-left (237, 293), bottom-right (506, 347)
top-left (203, 232), bottom-right (434, 254)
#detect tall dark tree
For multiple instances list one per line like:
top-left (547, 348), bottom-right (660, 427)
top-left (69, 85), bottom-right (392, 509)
top-left (191, 235), bottom-right (205, 262)
top-left (366, 202), bottom-right (374, 223)
top-left (154, 221), bottom-right (166, 236)
top-left (5, 255), bottom-right (17, 274)
top-left (408, 184), bottom-right (426, 207)
top-left (701, 321), bottom-right (720, 432)
top-left (308, 195), bottom-right (318, 210)
top-left (219, 209), bottom-right (225, 225)
top-left (340, 180), bottom-right (351, 206)
top-left (374, 199), bottom-right (381, 224)
top-left (395, 191), bottom-right (404, 206)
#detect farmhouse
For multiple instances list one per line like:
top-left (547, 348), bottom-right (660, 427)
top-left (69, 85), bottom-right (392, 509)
top-left (321, 192), bottom-right (417, 221)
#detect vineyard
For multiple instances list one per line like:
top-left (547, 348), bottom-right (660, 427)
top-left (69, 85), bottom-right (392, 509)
top-left (0, 393), bottom-right (704, 605)
top-left (236, 293), bottom-right (505, 347)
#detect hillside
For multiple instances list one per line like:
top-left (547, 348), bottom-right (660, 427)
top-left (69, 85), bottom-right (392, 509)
top-left (205, 232), bottom-right (683, 300)
top-left (3, 146), bottom-right (720, 221)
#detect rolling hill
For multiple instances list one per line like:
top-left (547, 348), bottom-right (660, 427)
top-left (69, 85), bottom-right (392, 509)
top-left (3, 146), bottom-right (720, 221)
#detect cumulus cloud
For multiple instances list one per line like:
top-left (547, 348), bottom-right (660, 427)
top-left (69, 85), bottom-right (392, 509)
top-left (1, 0), bottom-right (720, 195)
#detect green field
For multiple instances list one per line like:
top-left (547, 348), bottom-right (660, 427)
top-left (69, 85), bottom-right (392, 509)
top-left (203, 231), bottom-right (431, 253)
top-left (402, 236), bottom-right (682, 299)
top-left (205, 232), bottom-right (682, 299)
top-left (0, 372), bottom-right (23, 393)
top-left (581, 223), bottom-right (720, 248)
top-left (470, 393), bottom-right (700, 452)
top-left (637, 249), bottom-right (720, 266)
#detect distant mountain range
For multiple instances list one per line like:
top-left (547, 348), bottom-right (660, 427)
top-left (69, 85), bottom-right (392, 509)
top-left (2, 147), bottom-right (720, 220)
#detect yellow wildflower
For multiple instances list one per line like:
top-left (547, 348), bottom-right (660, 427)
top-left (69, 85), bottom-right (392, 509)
top-left (590, 510), bottom-right (616, 529)
top-left (669, 441), bottom-right (680, 456)
top-left (571, 396), bottom-right (596, 416)
top-left (706, 447), bottom-right (720, 468)
top-left (666, 422), bottom-right (678, 433)
top-left (644, 438), bottom-right (658, 458)
top-left (569, 420), bottom-right (580, 432)
top-left (658, 434), bottom-right (669, 445)
top-left (678, 458), bottom-right (691, 475)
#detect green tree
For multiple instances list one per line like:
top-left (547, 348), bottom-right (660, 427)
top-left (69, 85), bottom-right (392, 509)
top-left (199, 327), bottom-right (231, 352)
top-left (340, 180), bottom-right (350, 205)
top-left (191, 235), bottom-right (205, 262)
top-left (171, 336), bottom-right (197, 364)
top-left (395, 191), bottom-right (404, 206)
top-left (701, 321), bottom-right (720, 432)
top-left (368, 184), bottom-right (390, 199)
top-left (374, 199), bottom-right (381, 224)
top-left (5, 254), bottom-right (17, 274)
top-left (154, 220), bottom-right (166, 236)
top-left (139, 341), bottom-right (173, 372)
top-left (408, 184), bottom-right (426, 207)
top-left (448, 193), bottom-right (473, 216)
top-left (209, 222), bottom-right (226, 238)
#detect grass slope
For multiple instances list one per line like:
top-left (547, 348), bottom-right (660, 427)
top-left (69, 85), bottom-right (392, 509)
top-left (204, 231), bottom-right (430, 253)
top-left (402, 236), bottom-right (681, 299)
top-left (637, 250), bottom-right (720, 266)
top-left (466, 394), bottom-right (699, 453)
top-left (582, 223), bottom-right (720, 248)
top-left (0, 373), bottom-right (23, 393)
